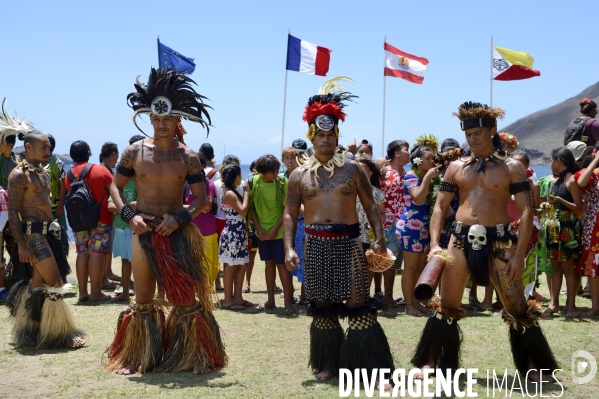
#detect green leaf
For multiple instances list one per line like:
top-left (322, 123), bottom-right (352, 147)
top-left (564, 240), bottom-right (579, 249)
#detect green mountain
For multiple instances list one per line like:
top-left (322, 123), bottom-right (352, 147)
top-left (500, 82), bottom-right (599, 165)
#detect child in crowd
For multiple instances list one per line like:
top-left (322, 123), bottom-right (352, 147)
top-left (249, 154), bottom-right (293, 312)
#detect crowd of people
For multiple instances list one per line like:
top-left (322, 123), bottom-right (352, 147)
top-left (1, 69), bottom-right (598, 383)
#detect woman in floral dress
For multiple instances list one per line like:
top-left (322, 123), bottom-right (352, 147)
top-left (574, 146), bottom-right (599, 317)
top-left (543, 147), bottom-right (583, 317)
top-left (396, 145), bottom-right (440, 316)
top-left (219, 165), bottom-right (251, 311)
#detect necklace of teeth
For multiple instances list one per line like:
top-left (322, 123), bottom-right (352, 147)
top-left (471, 149), bottom-right (507, 162)
top-left (21, 159), bottom-right (49, 187)
top-left (300, 152), bottom-right (346, 178)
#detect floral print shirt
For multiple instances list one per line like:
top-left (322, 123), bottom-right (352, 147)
top-left (381, 164), bottom-right (406, 231)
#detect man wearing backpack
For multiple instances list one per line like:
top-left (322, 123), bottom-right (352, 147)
top-left (65, 140), bottom-right (113, 302)
top-left (564, 98), bottom-right (599, 147)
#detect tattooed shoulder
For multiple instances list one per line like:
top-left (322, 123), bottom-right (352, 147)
top-left (186, 149), bottom-right (202, 174)
top-left (119, 143), bottom-right (140, 168)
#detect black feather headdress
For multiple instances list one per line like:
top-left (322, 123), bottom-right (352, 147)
top-left (302, 76), bottom-right (357, 141)
top-left (127, 68), bottom-right (212, 137)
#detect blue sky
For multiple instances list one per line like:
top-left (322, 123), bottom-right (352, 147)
top-left (2, 1), bottom-right (595, 163)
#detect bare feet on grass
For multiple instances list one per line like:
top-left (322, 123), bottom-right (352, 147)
top-left (526, 365), bottom-right (554, 383)
top-left (581, 309), bottom-right (599, 317)
top-left (405, 303), bottom-right (426, 317)
top-left (543, 306), bottom-right (559, 316)
top-left (66, 336), bottom-right (85, 349)
top-left (110, 293), bottom-right (130, 302)
top-left (116, 365), bottom-right (137, 375)
top-left (375, 378), bottom-right (392, 391)
top-left (315, 369), bottom-right (333, 381)
top-left (258, 300), bottom-right (275, 310)
top-left (414, 365), bottom-right (434, 380)
top-left (193, 365), bottom-right (219, 375)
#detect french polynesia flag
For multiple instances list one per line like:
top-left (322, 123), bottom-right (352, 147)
top-left (384, 42), bottom-right (428, 84)
top-left (286, 34), bottom-right (331, 76)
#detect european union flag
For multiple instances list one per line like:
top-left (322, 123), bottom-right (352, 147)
top-left (157, 39), bottom-right (195, 74)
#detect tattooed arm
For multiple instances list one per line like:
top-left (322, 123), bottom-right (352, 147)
top-left (111, 143), bottom-right (151, 235)
top-left (354, 162), bottom-right (386, 254)
top-left (284, 169), bottom-right (302, 271)
top-left (8, 169), bottom-right (33, 263)
top-left (111, 143), bottom-right (137, 211)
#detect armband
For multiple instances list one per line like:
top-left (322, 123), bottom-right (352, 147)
top-left (120, 204), bottom-right (137, 223)
top-left (173, 209), bottom-right (192, 226)
top-left (509, 179), bottom-right (531, 195)
top-left (439, 181), bottom-right (457, 193)
top-left (116, 164), bottom-right (135, 177)
top-left (186, 170), bottom-right (205, 184)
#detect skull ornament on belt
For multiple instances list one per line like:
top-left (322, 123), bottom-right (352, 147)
top-left (467, 224), bottom-right (487, 250)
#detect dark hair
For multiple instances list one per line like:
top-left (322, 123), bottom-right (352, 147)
top-left (199, 143), bottom-right (215, 161)
top-left (249, 160), bottom-right (258, 174)
top-left (222, 154), bottom-right (240, 166)
top-left (386, 140), bottom-right (409, 160)
top-left (99, 142), bottom-right (118, 163)
top-left (197, 153), bottom-right (208, 168)
top-left (580, 99), bottom-right (598, 115)
top-left (18, 131), bottom-right (46, 146)
top-left (551, 147), bottom-right (581, 174)
top-left (460, 141), bottom-right (471, 156)
top-left (440, 138), bottom-right (460, 153)
top-left (409, 146), bottom-right (434, 167)
top-left (357, 157), bottom-right (382, 189)
top-left (221, 164), bottom-right (242, 200)
top-left (255, 154), bottom-right (280, 175)
top-left (5, 134), bottom-right (15, 147)
top-left (305, 147), bottom-right (314, 157)
top-left (510, 150), bottom-right (530, 167)
top-left (129, 135), bottom-right (145, 145)
top-left (358, 139), bottom-right (373, 154)
top-left (70, 140), bottom-right (91, 163)
top-left (47, 134), bottom-right (56, 152)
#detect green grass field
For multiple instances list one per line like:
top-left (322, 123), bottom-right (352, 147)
top-left (1, 248), bottom-right (598, 398)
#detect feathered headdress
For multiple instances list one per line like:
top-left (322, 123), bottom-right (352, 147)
top-left (0, 98), bottom-right (35, 144)
top-left (453, 101), bottom-right (505, 131)
top-left (127, 68), bottom-right (212, 138)
top-left (412, 134), bottom-right (439, 154)
top-left (454, 101), bottom-right (507, 172)
top-left (302, 76), bottom-right (357, 141)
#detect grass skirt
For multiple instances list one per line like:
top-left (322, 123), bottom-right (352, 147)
top-left (6, 280), bottom-right (85, 349)
top-left (104, 300), bottom-right (166, 373)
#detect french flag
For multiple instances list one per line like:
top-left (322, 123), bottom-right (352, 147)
top-left (286, 34), bottom-right (331, 76)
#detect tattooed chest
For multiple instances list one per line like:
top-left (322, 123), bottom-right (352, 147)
top-left (145, 147), bottom-right (188, 164)
top-left (301, 175), bottom-right (356, 199)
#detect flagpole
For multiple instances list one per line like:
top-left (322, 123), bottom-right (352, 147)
top-left (157, 35), bottom-right (160, 67)
top-left (382, 36), bottom-right (387, 158)
top-left (490, 36), bottom-right (493, 107)
top-left (281, 29), bottom-right (290, 155)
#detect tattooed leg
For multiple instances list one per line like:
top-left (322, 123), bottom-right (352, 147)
top-left (488, 246), bottom-right (528, 315)
top-left (27, 234), bottom-right (63, 288)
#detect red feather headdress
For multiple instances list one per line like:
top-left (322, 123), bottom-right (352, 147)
top-left (303, 76), bottom-right (357, 140)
